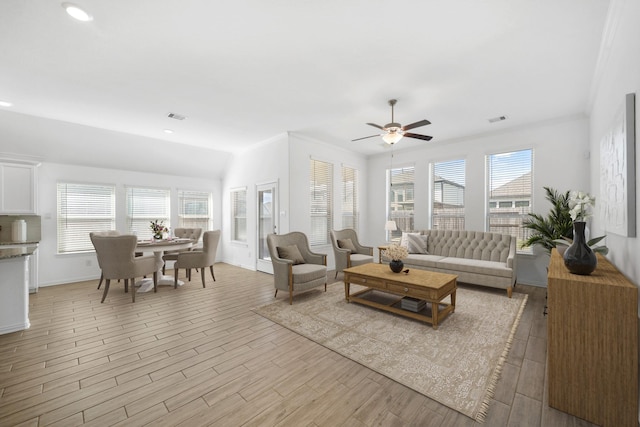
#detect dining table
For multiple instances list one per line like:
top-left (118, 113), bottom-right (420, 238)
top-left (135, 238), bottom-right (194, 291)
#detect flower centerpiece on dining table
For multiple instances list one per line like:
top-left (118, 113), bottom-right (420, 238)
top-left (383, 243), bottom-right (409, 273)
top-left (562, 191), bottom-right (599, 275)
top-left (150, 220), bottom-right (168, 240)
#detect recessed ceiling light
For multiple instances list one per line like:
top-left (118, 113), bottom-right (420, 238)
top-left (0, 100), bottom-right (13, 107)
top-left (62, 3), bottom-right (93, 22)
top-left (164, 129), bottom-right (174, 134)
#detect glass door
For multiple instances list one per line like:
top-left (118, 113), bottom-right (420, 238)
top-left (256, 182), bottom-right (278, 273)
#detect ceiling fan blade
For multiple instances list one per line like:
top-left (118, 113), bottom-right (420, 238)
top-left (366, 122), bottom-right (385, 130)
top-left (404, 132), bottom-right (433, 141)
top-left (352, 134), bottom-right (381, 142)
top-left (402, 119), bottom-right (431, 131)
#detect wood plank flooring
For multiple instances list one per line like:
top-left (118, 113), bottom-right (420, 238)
top-left (0, 263), bottom-right (598, 426)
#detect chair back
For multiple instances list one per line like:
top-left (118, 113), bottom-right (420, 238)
top-left (91, 235), bottom-right (138, 279)
top-left (90, 230), bottom-right (121, 268)
top-left (267, 232), bottom-right (310, 262)
top-left (202, 230), bottom-right (221, 265)
top-left (174, 227), bottom-right (203, 242)
top-left (330, 228), bottom-right (359, 249)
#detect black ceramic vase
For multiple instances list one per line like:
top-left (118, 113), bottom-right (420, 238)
top-left (563, 221), bottom-right (597, 275)
top-left (389, 260), bottom-right (404, 273)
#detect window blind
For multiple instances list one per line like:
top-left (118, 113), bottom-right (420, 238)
top-left (126, 186), bottom-right (171, 239)
top-left (309, 159), bottom-right (333, 246)
top-left (57, 182), bottom-right (116, 254)
top-left (388, 166), bottom-right (415, 240)
top-left (231, 188), bottom-right (247, 242)
top-left (487, 148), bottom-right (533, 252)
top-left (341, 165), bottom-right (358, 232)
top-left (178, 189), bottom-right (211, 232)
top-left (431, 159), bottom-right (465, 230)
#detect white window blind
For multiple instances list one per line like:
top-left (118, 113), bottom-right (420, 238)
top-left (388, 166), bottom-right (415, 240)
top-left (431, 159), bottom-right (465, 230)
top-left (231, 188), bottom-right (247, 242)
top-left (126, 186), bottom-right (171, 239)
top-left (341, 165), bottom-right (358, 232)
top-left (487, 149), bottom-right (533, 252)
top-left (57, 182), bottom-right (116, 254)
top-left (310, 159), bottom-right (333, 246)
top-left (178, 189), bottom-right (211, 232)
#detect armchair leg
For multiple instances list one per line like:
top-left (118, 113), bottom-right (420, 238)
top-left (335, 271), bottom-right (338, 279)
top-left (209, 265), bottom-right (216, 282)
top-left (274, 289), bottom-right (278, 298)
top-left (324, 283), bottom-right (327, 292)
top-left (289, 290), bottom-right (293, 305)
top-left (98, 272), bottom-right (104, 289)
top-left (101, 279), bottom-right (111, 303)
top-left (124, 279), bottom-right (129, 293)
top-left (131, 278), bottom-right (136, 302)
top-left (174, 268), bottom-right (179, 289)
top-left (200, 268), bottom-right (206, 288)
top-left (153, 272), bottom-right (158, 293)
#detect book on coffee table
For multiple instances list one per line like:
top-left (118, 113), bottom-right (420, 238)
top-left (401, 296), bottom-right (426, 312)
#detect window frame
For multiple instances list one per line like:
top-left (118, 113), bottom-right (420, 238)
top-left (125, 186), bottom-right (171, 240)
top-left (430, 158), bottom-right (466, 231)
top-left (387, 165), bottom-right (415, 241)
top-left (309, 158), bottom-right (334, 246)
top-left (230, 187), bottom-right (247, 243)
top-left (341, 165), bottom-right (359, 232)
top-left (177, 189), bottom-right (212, 234)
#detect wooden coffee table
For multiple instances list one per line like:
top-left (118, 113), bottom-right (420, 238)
top-left (343, 263), bottom-right (457, 329)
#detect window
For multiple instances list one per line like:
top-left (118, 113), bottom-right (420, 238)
top-left (178, 189), bottom-right (211, 232)
top-left (341, 165), bottom-right (359, 232)
top-left (57, 182), bottom-right (116, 254)
top-left (230, 188), bottom-right (247, 242)
top-left (487, 149), bottom-right (533, 251)
top-left (126, 186), bottom-right (171, 239)
top-left (388, 166), bottom-right (414, 241)
top-left (309, 159), bottom-right (333, 246)
top-left (431, 159), bottom-right (465, 230)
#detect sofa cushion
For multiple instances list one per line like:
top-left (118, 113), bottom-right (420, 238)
top-left (404, 254), bottom-right (446, 269)
top-left (406, 234), bottom-right (428, 254)
top-left (291, 263), bottom-right (327, 284)
top-left (436, 257), bottom-right (513, 279)
top-left (400, 232), bottom-right (422, 250)
top-left (277, 245), bottom-right (305, 265)
top-left (337, 238), bottom-right (357, 253)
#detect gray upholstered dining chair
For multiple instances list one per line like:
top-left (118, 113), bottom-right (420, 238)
top-left (172, 230), bottom-right (220, 288)
top-left (330, 228), bottom-right (374, 278)
top-left (162, 227), bottom-right (203, 274)
top-left (91, 234), bottom-right (162, 303)
top-left (90, 230), bottom-right (121, 290)
top-left (266, 231), bottom-right (327, 304)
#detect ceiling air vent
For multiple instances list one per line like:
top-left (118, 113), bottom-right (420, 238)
top-left (167, 112), bottom-right (187, 120)
top-left (488, 115), bottom-right (507, 123)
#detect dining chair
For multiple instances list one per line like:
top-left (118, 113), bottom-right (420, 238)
top-left (91, 234), bottom-right (162, 303)
top-left (161, 227), bottom-right (203, 274)
top-left (173, 230), bottom-right (220, 288)
top-left (90, 230), bottom-right (121, 290)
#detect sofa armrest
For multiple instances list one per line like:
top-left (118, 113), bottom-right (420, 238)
top-left (507, 239), bottom-right (517, 274)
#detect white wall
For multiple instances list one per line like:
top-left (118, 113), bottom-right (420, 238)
top-left (38, 162), bottom-right (221, 286)
top-left (589, 0), bottom-right (640, 286)
top-left (366, 116), bottom-right (591, 286)
top-left (221, 133), bottom-right (290, 270)
top-left (288, 133), bottom-right (369, 271)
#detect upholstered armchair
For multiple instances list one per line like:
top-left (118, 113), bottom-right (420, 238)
top-left (90, 234), bottom-right (162, 303)
top-left (330, 229), bottom-right (374, 278)
top-left (162, 227), bottom-right (203, 274)
top-left (90, 230), bottom-right (121, 290)
top-left (266, 232), bottom-right (327, 304)
top-left (173, 230), bottom-right (220, 288)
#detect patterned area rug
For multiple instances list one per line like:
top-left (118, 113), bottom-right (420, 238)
top-left (254, 282), bottom-right (527, 422)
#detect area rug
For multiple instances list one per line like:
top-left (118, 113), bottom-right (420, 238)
top-left (253, 283), bottom-right (527, 422)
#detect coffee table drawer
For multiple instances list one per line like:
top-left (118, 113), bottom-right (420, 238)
top-left (387, 283), bottom-right (430, 299)
top-left (348, 275), bottom-right (384, 288)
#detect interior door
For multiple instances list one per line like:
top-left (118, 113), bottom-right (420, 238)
top-left (256, 182), bottom-right (278, 273)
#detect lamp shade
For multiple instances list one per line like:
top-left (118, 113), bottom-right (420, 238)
top-left (385, 220), bottom-right (397, 231)
top-left (382, 131), bottom-right (403, 145)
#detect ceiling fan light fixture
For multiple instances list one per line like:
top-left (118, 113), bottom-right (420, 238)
top-left (382, 130), bottom-right (404, 145)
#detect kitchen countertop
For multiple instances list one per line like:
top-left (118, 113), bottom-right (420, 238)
top-left (0, 241), bottom-right (39, 246)
top-left (0, 246), bottom-right (37, 260)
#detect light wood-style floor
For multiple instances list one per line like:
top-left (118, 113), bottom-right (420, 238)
top-left (0, 263), bottom-right (597, 427)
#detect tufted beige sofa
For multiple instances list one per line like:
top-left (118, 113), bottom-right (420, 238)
top-left (399, 230), bottom-right (517, 297)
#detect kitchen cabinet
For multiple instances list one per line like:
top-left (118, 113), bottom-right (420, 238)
top-left (0, 161), bottom-right (39, 214)
top-left (0, 248), bottom-right (32, 334)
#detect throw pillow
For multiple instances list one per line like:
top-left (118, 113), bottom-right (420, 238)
top-left (337, 238), bottom-right (357, 253)
top-left (406, 233), bottom-right (428, 254)
top-left (400, 232), bottom-right (421, 250)
top-left (277, 245), bottom-right (305, 265)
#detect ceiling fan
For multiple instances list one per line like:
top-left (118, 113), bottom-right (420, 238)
top-left (353, 99), bottom-right (432, 144)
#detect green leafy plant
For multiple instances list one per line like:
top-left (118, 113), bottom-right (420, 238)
top-left (521, 187), bottom-right (574, 253)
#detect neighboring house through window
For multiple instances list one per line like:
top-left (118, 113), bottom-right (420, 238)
top-left (431, 159), bottom-right (465, 230)
top-left (178, 189), bottom-right (211, 234)
top-left (126, 186), bottom-right (171, 239)
top-left (388, 165), bottom-right (414, 241)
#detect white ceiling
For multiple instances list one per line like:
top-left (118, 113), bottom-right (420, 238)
top-left (0, 0), bottom-right (610, 172)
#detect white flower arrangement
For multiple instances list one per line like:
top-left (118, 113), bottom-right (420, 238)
top-left (383, 243), bottom-right (408, 261)
top-left (568, 191), bottom-right (596, 222)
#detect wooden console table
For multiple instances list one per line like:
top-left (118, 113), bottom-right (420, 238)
top-left (547, 249), bottom-right (638, 426)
